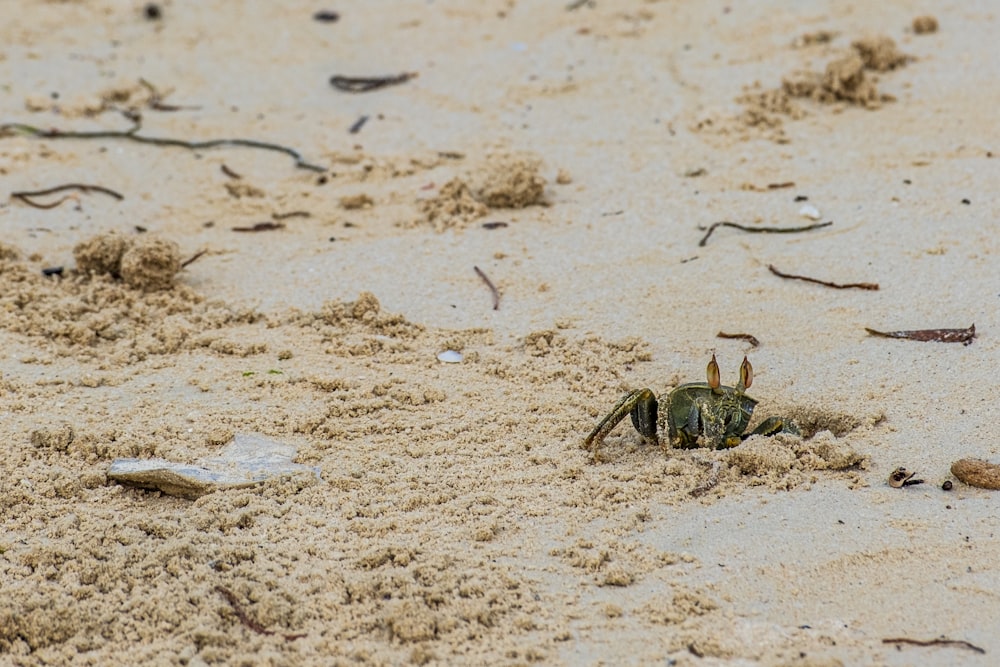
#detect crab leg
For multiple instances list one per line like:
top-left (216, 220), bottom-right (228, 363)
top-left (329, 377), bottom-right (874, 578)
top-left (584, 388), bottom-right (659, 456)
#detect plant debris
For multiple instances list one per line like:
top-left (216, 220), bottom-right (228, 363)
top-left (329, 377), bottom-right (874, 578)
top-left (330, 73), bottom-right (416, 93)
top-left (11, 183), bottom-right (124, 209)
top-left (864, 324), bottom-right (976, 345)
top-left (0, 117), bottom-right (324, 172)
top-left (474, 265), bottom-right (500, 311)
top-left (882, 637), bottom-right (984, 654)
top-left (697, 220), bottom-right (832, 246)
top-left (768, 264), bottom-right (879, 290)
top-left (232, 222), bottom-right (285, 232)
top-left (716, 332), bottom-right (760, 347)
top-left (215, 585), bottom-right (307, 641)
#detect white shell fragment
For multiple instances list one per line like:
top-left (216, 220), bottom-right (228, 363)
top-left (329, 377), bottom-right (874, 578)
top-left (798, 204), bottom-right (821, 220)
top-left (107, 433), bottom-right (321, 499)
top-left (437, 350), bottom-right (463, 363)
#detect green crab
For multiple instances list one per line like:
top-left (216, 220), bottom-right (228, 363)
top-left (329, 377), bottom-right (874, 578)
top-left (585, 354), bottom-right (798, 457)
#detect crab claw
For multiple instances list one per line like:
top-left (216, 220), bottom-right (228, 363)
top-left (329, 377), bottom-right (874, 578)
top-left (738, 356), bottom-right (753, 393)
top-left (707, 354), bottom-right (722, 393)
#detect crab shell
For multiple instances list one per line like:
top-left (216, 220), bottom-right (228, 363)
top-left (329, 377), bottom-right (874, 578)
top-left (661, 382), bottom-right (758, 449)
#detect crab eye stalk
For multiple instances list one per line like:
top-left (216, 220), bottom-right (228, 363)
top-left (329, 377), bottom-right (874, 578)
top-left (707, 354), bottom-right (722, 393)
top-left (738, 356), bottom-right (753, 393)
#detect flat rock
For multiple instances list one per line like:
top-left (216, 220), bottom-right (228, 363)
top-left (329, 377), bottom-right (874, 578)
top-left (108, 433), bottom-right (320, 499)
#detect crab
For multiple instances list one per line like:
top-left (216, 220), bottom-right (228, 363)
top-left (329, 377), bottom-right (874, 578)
top-left (585, 354), bottom-right (798, 457)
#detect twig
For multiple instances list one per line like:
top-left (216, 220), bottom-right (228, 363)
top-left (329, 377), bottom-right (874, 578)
top-left (697, 220), bottom-right (832, 247)
top-left (11, 183), bottom-right (124, 209)
top-left (220, 164), bottom-right (242, 179)
top-left (717, 331), bottom-right (760, 347)
top-left (180, 249), bottom-right (208, 268)
top-left (768, 264), bottom-right (879, 290)
top-left (272, 210), bottom-right (311, 221)
top-left (348, 115), bottom-right (369, 134)
top-left (214, 585), bottom-right (306, 641)
top-left (0, 118), bottom-right (325, 172)
top-left (865, 324), bottom-right (976, 345)
top-left (481, 221), bottom-right (509, 229)
top-left (566, 0), bottom-right (591, 9)
top-left (882, 637), bottom-right (985, 654)
top-left (330, 73), bottom-right (416, 93)
top-left (474, 265), bottom-right (500, 311)
top-left (138, 78), bottom-right (201, 112)
top-left (232, 222), bottom-right (285, 232)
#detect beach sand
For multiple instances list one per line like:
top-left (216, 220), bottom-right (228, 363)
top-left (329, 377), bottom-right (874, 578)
top-left (2, 2), bottom-right (999, 665)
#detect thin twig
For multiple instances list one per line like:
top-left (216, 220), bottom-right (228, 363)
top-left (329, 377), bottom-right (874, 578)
top-left (865, 324), bottom-right (976, 345)
top-left (348, 115), bottom-right (369, 134)
top-left (232, 222), bottom-right (285, 232)
top-left (0, 118), bottom-right (325, 172)
top-left (474, 265), bottom-right (500, 311)
top-left (717, 331), bottom-right (760, 347)
top-left (330, 73), bottom-right (416, 93)
top-left (138, 78), bottom-right (201, 112)
top-left (272, 210), bottom-right (311, 221)
top-left (220, 164), bottom-right (242, 179)
top-left (11, 183), bottom-right (124, 209)
top-left (180, 249), bottom-right (208, 268)
top-left (214, 585), bottom-right (306, 641)
top-left (768, 264), bottom-right (879, 290)
top-left (697, 220), bottom-right (832, 247)
top-left (882, 637), bottom-right (985, 654)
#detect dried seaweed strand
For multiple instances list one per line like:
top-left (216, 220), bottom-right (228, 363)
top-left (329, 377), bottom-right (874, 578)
top-left (0, 118), bottom-right (325, 172)
top-left (138, 78), bottom-right (201, 112)
top-left (330, 73), bottom-right (416, 93)
top-left (717, 331), bottom-right (760, 347)
top-left (474, 265), bottom-right (500, 311)
top-left (768, 264), bottom-right (879, 290)
top-left (272, 210), bottom-right (311, 221)
top-left (232, 222), bottom-right (285, 232)
top-left (865, 324), bottom-right (976, 345)
top-left (12, 183), bottom-right (124, 209)
top-left (214, 585), bottom-right (306, 641)
top-left (882, 637), bottom-right (985, 654)
top-left (697, 220), bottom-right (832, 247)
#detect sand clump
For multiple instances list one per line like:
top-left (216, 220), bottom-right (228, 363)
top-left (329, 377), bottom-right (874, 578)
top-left (782, 35), bottom-right (911, 109)
top-left (73, 232), bottom-right (182, 291)
top-left (418, 154), bottom-right (547, 231)
top-left (912, 15), bottom-right (939, 35)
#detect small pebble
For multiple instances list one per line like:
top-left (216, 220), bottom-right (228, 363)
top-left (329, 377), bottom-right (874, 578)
top-left (942, 480), bottom-right (953, 491)
top-left (437, 350), bottom-right (463, 363)
top-left (799, 204), bottom-right (821, 220)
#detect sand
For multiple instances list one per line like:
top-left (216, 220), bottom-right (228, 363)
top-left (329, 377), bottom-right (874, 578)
top-left (1, 2), bottom-right (998, 665)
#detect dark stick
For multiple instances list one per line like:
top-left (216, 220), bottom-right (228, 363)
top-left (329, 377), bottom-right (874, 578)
top-left (330, 73), bottom-right (416, 93)
top-left (697, 220), bottom-right (832, 247)
top-left (768, 264), bottom-right (879, 290)
top-left (348, 115), bottom-right (369, 134)
top-left (717, 331), bottom-right (760, 347)
top-left (220, 164), bottom-right (242, 180)
top-left (474, 265), bottom-right (500, 310)
top-left (0, 118), bottom-right (325, 172)
top-left (180, 249), bottom-right (208, 268)
top-left (882, 637), bottom-right (985, 654)
top-left (11, 183), bottom-right (124, 209)
top-left (272, 210), bottom-right (311, 221)
top-left (214, 585), bottom-right (306, 641)
top-left (232, 222), bottom-right (285, 232)
top-left (865, 324), bottom-right (976, 345)
top-left (481, 221), bottom-right (509, 229)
